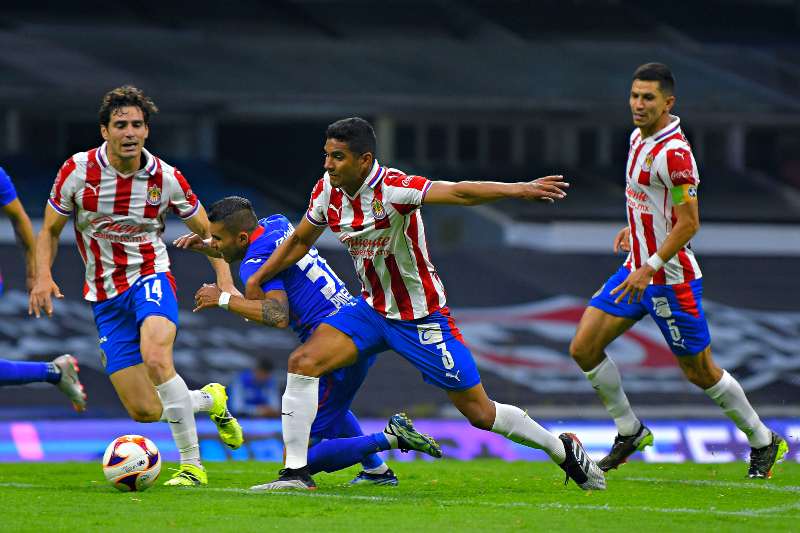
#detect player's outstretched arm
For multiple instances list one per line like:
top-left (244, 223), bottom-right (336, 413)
top-left (181, 204), bottom-right (238, 294)
top-left (244, 217), bottom-right (325, 299)
top-left (423, 175), bottom-right (569, 206)
top-left (29, 204), bottom-right (68, 318)
top-left (194, 283), bottom-right (290, 328)
top-left (172, 232), bottom-right (223, 258)
top-left (2, 198), bottom-right (37, 291)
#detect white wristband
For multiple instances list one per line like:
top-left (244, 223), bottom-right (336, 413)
top-left (645, 253), bottom-right (665, 271)
top-left (218, 291), bottom-right (231, 310)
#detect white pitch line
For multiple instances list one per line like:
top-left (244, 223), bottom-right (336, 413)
top-left (197, 488), bottom-right (796, 518)
top-left (620, 476), bottom-right (800, 494)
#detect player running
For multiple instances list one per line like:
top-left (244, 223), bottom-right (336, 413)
top-left (178, 196), bottom-right (443, 488)
top-left (568, 63), bottom-right (789, 479)
top-left (242, 118), bottom-right (604, 491)
top-left (28, 86), bottom-right (243, 486)
top-left (0, 166), bottom-right (86, 410)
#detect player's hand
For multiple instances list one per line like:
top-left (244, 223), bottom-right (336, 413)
top-left (172, 233), bottom-right (221, 258)
top-left (613, 227), bottom-right (631, 253)
top-left (244, 278), bottom-right (265, 300)
top-left (520, 175), bottom-right (569, 203)
top-left (609, 266), bottom-right (655, 304)
top-left (193, 283), bottom-right (223, 312)
top-left (29, 277), bottom-right (64, 318)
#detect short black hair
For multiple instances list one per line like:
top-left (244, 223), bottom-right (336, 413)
top-left (98, 85), bottom-right (159, 126)
top-left (208, 196), bottom-right (258, 233)
top-left (632, 63), bottom-right (675, 95)
top-left (325, 117), bottom-right (377, 156)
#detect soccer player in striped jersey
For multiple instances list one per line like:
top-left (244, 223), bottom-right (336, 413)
top-left (569, 63), bottom-right (788, 479)
top-left (243, 118), bottom-right (605, 492)
top-left (179, 196), bottom-right (442, 487)
top-left (0, 166), bottom-right (87, 410)
top-left (28, 86), bottom-right (244, 486)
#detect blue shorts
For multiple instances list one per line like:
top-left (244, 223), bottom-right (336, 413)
top-left (311, 354), bottom-right (376, 436)
top-left (589, 266), bottom-right (711, 356)
top-left (92, 273), bottom-right (179, 375)
top-left (322, 298), bottom-right (480, 391)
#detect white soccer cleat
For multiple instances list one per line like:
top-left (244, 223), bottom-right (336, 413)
top-left (250, 467), bottom-right (317, 491)
top-left (52, 354), bottom-right (87, 412)
top-left (558, 432), bottom-right (606, 491)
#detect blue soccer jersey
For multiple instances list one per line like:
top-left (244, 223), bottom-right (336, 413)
top-left (0, 167), bottom-right (18, 207)
top-left (239, 215), bottom-right (355, 342)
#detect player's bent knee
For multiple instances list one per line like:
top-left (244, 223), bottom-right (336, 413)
top-left (569, 338), bottom-right (602, 369)
top-left (287, 348), bottom-right (325, 377)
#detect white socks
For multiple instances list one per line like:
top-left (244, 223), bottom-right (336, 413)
top-left (282, 373), bottom-right (319, 469)
top-left (585, 358), bottom-right (640, 436)
top-left (156, 374), bottom-right (201, 467)
top-left (364, 464), bottom-right (389, 475)
top-left (491, 402), bottom-right (566, 463)
top-left (705, 370), bottom-right (772, 448)
top-left (189, 390), bottom-right (214, 413)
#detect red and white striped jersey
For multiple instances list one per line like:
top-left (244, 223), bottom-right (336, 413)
top-left (306, 161), bottom-right (446, 320)
top-left (48, 142), bottom-right (200, 301)
top-left (624, 116), bottom-right (703, 285)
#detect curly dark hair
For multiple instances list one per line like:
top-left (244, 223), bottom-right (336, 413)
top-left (98, 85), bottom-right (159, 126)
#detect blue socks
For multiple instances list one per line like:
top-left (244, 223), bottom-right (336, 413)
top-left (0, 359), bottom-right (61, 385)
top-left (308, 433), bottom-right (390, 475)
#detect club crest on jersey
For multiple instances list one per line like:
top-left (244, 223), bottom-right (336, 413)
top-left (371, 198), bottom-right (387, 220)
top-left (146, 185), bottom-right (162, 206)
top-left (642, 153), bottom-right (654, 172)
top-left (688, 186), bottom-right (697, 198)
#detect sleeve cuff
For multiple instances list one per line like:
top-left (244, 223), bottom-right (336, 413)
top-left (305, 210), bottom-right (327, 226)
top-left (48, 198), bottom-right (71, 217)
top-left (178, 201), bottom-right (201, 220)
top-left (420, 180), bottom-right (433, 203)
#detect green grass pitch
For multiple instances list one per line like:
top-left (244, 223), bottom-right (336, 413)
top-left (1, 460), bottom-right (797, 532)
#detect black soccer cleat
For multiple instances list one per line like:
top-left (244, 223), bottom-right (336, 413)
top-left (349, 468), bottom-right (399, 486)
top-left (558, 433), bottom-right (606, 491)
top-left (250, 466), bottom-right (317, 491)
top-left (597, 423), bottom-right (654, 472)
top-left (748, 432), bottom-right (790, 479)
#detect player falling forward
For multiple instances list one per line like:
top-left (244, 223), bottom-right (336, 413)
top-left (243, 118), bottom-right (605, 491)
top-left (0, 165), bottom-right (86, 409)
top-left (28, 86), bottom-right (243, 486)
top-left (568, 63), bottom-right (789, 479)
top-left (178, 196), bottom-right (442, 487)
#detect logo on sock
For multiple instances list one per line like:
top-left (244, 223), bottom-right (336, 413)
top-left (281, 411), bottom-right (294, 417)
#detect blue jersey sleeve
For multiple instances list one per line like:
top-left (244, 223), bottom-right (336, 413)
top-left (239, 257), bottom-right (286, 294)
top-left (0, 167), bottom-right (18, 207)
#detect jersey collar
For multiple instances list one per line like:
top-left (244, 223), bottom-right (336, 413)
top-left (248, 225), bottom-right (266, 243)
top-left (97, 142), bottom-right (158, 177)
top-left (644, 115), bottom-right (681, 143)
top-left (334, 160), bottom-right (387, 200)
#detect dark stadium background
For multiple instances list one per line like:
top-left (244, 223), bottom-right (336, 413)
top-left (0, 0), bottom-right (798, 426)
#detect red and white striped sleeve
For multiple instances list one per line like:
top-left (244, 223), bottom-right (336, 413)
top-left (383, 172), bottom-right (432, 215)
top-left (656, 144), bottom-right (699, 188)
top-left (167, 168), bottom-right (200, 219)
top-left (48, 157), bottom-right (80, 216)
top-left (305, 177), bottom-right (329, 226)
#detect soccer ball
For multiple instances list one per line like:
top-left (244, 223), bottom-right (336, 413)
top-left (102, 435), bottom-right (161, 492)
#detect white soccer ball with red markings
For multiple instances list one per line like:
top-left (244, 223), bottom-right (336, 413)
top-left (102, 435), bottom-right (161, 492)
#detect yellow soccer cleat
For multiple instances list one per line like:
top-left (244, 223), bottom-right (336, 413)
top-left (202, 383), bottom-right (244, 450)
top-left (163, 463), bottom-right (207, 486)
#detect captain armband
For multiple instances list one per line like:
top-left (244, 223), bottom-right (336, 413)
top-left (671, 184), bottom-right (698, 206)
